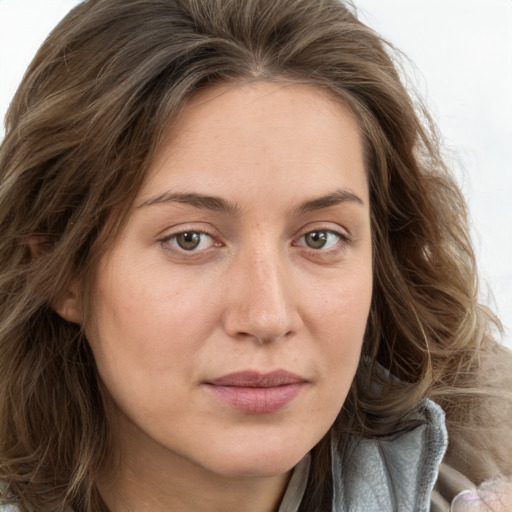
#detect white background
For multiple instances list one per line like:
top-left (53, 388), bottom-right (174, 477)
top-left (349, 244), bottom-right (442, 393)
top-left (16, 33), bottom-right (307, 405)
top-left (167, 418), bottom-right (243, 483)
top-left (1, 0), bottom-right (511, 348)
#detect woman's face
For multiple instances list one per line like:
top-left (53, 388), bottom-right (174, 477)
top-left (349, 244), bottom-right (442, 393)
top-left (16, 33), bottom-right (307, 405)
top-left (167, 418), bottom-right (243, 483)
top-left (84, 82), bottom-right (372, 478)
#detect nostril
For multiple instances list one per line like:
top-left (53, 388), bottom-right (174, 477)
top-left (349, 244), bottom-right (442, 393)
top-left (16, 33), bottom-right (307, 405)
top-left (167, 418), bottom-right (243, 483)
top-left (232, 329), bottom-right (295, 345)
top-left (222, 278), bottom-right (302, 342)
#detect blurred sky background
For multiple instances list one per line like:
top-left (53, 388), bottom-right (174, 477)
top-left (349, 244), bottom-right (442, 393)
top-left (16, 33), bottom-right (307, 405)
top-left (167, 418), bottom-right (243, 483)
top-left (1, 0), bottom-right (511, 348)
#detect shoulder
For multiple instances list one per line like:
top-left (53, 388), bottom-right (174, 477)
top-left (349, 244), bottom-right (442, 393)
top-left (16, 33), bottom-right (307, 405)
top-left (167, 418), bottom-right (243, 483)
top-left (332, 399), bottom-right (448, 511)
top-left (445, 344), bottom-right (512, 482)
top-left (0, 505), bottom-right (19, 511)
top-left (0, 489), bottom-right (19, 512)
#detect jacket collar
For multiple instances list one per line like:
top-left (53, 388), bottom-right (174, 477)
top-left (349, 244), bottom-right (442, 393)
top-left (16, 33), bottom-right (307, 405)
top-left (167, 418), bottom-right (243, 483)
top-left (279, 399), bottom-right (448, 512)
top-left (332, 399), bottom-right (447, 511)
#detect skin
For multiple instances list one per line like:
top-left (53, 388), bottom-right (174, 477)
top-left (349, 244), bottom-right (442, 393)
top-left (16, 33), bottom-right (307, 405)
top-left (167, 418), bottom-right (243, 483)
top-left (451, 479), bottom-right (512, 512)
top-left (60, 82), bottom-right (373, 511)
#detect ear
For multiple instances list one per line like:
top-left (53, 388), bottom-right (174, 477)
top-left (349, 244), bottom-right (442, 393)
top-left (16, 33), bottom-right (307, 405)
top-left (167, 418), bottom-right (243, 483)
top-left (54, 280), bottom-right (83, 325)
top-left (27, 237), bottom-right (83, 325)
top-left (27, 236), bottom-right (50, 258)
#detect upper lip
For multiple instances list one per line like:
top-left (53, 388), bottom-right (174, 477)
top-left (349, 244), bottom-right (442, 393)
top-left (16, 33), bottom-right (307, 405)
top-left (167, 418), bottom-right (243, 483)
top-left (207, 370), bottom-right (306, 388)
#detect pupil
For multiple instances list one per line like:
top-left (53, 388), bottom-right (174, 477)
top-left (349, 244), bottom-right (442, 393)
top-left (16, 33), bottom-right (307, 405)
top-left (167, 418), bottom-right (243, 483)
top-left (177, 232), bottom-right (201, 250)
top-left (306, 231), bottom-right (327, 249)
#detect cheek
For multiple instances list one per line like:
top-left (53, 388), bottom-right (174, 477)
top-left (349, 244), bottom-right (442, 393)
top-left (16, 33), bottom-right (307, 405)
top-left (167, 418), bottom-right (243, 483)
top-left (89, 259), bottom-right (214, 357)
top-left (303, 263), bottom-right (372, 390)
top-left (86, 261), bottom-right (234, 422)
top-left (85, 263), bottom-right (217, 419)
top-left (306, 260), bottom-right (372, 342)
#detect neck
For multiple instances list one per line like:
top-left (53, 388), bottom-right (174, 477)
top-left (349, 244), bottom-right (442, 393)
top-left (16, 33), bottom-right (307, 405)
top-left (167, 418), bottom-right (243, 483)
top-left (99, 467), bottom-right (291, 512)
top-left (97, 413), bottom-right (292, 512)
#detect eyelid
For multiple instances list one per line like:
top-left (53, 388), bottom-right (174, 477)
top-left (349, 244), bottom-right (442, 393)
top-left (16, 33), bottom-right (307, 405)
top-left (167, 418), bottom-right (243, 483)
top-left (292, 224), bottom-right (353, 256)
top-left (158, 224), bottom-right (223, 257)
top-left (164, 231), bottom-right (214, 249)
top-left (297, 230), bottom-right (343, 246)
top-left (155, 221), bottom-right (219, 239)
top-left (295, 222), bottom-right (352, 241)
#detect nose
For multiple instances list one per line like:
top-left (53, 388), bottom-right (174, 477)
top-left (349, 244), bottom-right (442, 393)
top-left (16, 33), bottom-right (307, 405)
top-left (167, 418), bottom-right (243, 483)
top-left (222, 247), bottom-right (302, 344)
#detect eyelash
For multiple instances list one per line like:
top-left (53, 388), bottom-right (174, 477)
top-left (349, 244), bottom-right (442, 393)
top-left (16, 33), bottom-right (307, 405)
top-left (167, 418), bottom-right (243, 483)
top-left (158, 227), bottom-right (352, 259)
top-left (159, 229), bottom-right (219, 258)
top-left (295, 229), bottom-right (350, 251)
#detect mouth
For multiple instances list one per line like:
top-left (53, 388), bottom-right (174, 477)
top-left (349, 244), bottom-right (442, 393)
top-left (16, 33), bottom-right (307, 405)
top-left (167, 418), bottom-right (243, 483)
top-left (204, 370), bottom-right (308, 413)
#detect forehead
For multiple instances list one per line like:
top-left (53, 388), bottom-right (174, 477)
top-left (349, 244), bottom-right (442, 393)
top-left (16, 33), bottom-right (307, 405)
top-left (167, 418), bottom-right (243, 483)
top-left (139, 81), bottom-right (368, 206)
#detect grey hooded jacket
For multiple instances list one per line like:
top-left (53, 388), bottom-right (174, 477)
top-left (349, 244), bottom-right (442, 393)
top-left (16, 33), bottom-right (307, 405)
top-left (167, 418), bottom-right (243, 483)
top-left (279, 399), bottom-right (448, 512)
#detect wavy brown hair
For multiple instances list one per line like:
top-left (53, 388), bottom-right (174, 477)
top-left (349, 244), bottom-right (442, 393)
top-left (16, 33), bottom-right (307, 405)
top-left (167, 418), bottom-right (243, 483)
top-left (1, 0), bottom-right (511, 510)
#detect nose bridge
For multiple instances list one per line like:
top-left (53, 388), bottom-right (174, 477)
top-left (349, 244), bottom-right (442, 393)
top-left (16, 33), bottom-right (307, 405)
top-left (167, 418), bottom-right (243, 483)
top-left (223, 238), bottom-right (298, 342)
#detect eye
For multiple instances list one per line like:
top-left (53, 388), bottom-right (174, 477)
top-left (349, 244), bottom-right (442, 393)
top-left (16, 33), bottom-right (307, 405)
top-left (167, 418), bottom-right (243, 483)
top-left (297, 230), bottom-right (344, 250)
top-left (162, 231), bottom-right (215, 252)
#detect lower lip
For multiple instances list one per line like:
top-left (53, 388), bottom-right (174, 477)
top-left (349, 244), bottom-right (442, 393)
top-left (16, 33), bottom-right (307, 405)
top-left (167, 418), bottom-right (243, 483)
top-left (205, 383), bottom-right (305, 413)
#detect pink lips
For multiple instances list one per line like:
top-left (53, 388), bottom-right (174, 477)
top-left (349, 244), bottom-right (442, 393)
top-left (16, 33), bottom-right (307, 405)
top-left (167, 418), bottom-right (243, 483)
top-left (205, 370), bottom-right (306, 413)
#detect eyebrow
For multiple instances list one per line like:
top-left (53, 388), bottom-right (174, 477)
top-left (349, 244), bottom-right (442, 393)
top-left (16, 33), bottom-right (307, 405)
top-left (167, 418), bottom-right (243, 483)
top-left (137, 188), bottom-right (365, 215)
top-left (137, 192), bottom-right (242, 215)
top-left (294, 189), bottom-right (365, 215)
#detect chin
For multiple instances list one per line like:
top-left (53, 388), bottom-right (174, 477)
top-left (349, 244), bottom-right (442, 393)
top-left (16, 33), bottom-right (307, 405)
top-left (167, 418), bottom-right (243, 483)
top-left (198, 435), bottom-right (313, 479)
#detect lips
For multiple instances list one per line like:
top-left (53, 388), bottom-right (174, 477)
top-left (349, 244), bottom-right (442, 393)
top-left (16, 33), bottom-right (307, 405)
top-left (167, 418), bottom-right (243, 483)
top-left (209, 370), bottom-right (305, 387)
top-left (204, 370), bottom-right (307, 413)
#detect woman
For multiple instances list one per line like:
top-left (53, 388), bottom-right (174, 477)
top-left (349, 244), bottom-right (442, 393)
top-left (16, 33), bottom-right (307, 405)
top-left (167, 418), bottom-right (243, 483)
top-left (0, 0), bottom-right (510, 511)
